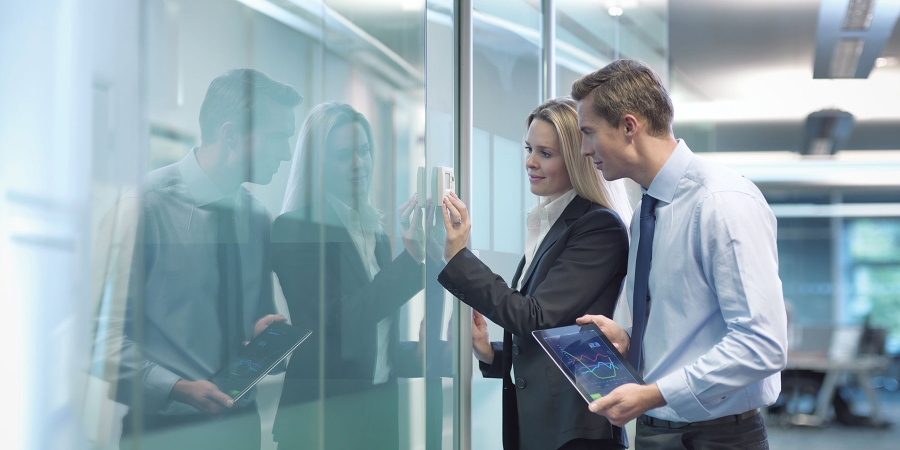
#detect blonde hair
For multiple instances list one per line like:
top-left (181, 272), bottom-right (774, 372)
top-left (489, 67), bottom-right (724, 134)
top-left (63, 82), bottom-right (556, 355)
top-left (526, 97), bottom-right (633, 227)
top-left (281, 102), bottom-right (375, 216)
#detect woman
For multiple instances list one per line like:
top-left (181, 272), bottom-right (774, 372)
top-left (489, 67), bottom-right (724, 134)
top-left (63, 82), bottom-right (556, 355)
top-left (439, 97), bottom-right (633, 450)
top-left (270, 102), bottom-right (430, 450)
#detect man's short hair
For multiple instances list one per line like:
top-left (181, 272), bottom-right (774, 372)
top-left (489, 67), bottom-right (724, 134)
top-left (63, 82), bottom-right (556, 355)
top-left (571, 59), bottom-right (673, 138)
top-left (199, 68), bottom-right (303, 144)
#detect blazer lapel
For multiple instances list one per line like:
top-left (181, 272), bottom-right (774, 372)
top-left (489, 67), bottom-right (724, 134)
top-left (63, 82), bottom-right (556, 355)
top-left (510, 256), bottom-right (526, 290)
top-left (324, 203), bottom-right (371, 283)
top-left (519, 196), bottom-right (591, 291)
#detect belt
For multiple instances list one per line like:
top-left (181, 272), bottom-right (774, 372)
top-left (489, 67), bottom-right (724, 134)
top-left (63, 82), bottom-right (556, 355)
top-left (639, 409), bottom-right (759, 429)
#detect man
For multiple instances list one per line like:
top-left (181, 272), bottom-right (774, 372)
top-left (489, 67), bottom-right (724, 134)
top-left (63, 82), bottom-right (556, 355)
top-left (571, 59), bottom-right (787, 449)
top-left (93, 68), bottom-right (302, 449)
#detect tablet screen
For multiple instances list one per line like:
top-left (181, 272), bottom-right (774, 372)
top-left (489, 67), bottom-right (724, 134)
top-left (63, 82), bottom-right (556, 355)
top-left (210, 322), bottom-right (312, 401)
top-left (533, 324), bottom-right (643, 402)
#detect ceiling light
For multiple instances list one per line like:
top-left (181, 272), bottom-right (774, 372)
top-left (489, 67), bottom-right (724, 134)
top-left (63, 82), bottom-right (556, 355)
top-left (608, 6), bottom-right (624, 17)
top-left (830, 38), bottom-right (865, 78)
top-left (843, 0), bottom-right (876, 30)
top-left (875, 56), bottom-right (900, 68)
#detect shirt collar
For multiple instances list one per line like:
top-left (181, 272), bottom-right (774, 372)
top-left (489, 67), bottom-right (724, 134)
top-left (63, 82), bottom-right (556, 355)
top-left (645, 139), bottom-right (693, 204)
top-left (529, 189), bottom-right (577, 227)
top-left (326, 195), bottom-right (380, 231)
top-left (177, 147), bottom-right (228, 207)
top-left (543, 189), bottom-right (577, 224)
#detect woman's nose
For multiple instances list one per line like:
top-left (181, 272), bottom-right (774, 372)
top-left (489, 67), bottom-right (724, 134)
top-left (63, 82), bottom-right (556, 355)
top-left (525, 153), bottom-right (538, 169)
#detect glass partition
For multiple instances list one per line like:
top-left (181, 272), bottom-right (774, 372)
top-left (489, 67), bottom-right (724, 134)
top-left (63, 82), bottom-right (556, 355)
top-left (84, 1), bottom-right (451, 449)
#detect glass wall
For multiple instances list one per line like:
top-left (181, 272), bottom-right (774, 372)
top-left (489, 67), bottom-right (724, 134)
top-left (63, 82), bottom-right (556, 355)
top-left (1, 1), bottom-right (670, 449)
top-left (86, 0), bottom-right (451, 449)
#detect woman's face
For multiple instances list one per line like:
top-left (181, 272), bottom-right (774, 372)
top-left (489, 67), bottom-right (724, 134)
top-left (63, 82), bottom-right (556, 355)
top-left (324, 121), bottom-right (372, 203)
top-left (525, 118), bottom-right (573, 201)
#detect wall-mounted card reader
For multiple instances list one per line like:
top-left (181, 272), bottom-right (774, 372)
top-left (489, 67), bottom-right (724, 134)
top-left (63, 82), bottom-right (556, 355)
top-left (432, 166), bottom-right (455, 205)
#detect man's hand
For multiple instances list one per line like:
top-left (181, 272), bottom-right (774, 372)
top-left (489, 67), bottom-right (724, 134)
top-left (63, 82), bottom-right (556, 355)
top-left (170, 379), bottom-right (234, 415)
top-left (472, 310), bottom-right (494, 364)
top-left (588, 383), bottom-right (667, 427)
top-left (248, 314), bottom-right (287, 343)
top-left (576, 314), bottom-right (630, 354)
top-left (441, 192), bottom-right (470, 262)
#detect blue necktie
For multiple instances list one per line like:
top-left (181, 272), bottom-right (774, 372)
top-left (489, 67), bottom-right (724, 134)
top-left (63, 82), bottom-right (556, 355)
top-left (628, 194), bottom-right (658, 374)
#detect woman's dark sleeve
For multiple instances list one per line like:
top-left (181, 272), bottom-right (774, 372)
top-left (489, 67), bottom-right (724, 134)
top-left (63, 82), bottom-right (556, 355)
top-left (437, 209), bottom-right (628, 338)
top-left (271, 216), bottom-right (425, 334)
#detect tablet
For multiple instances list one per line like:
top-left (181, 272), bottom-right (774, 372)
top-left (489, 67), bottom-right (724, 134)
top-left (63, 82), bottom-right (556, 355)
top-left (210, 322), bottom-right (312, 402)
top-left (533, 323), bottom-right (644, 403)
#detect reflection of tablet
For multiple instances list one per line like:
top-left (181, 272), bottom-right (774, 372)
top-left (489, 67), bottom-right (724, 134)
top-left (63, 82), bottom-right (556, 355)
top-left (210, 322), bottom-right (312, 402)
top-left (533, 324), bottom-right (644, 403)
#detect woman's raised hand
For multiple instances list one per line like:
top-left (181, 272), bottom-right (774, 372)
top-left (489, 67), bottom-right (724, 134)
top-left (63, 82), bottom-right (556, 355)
top-left (441, 191), bottom-right (471, 262)
top-left (398, 193), bottom-right (425, 262)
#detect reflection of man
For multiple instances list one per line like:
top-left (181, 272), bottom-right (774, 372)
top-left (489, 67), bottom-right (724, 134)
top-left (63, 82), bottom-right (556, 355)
top-left (93, 69), bottom-right (302, 450)
top-left (572, 59), bottom-right (788, 449)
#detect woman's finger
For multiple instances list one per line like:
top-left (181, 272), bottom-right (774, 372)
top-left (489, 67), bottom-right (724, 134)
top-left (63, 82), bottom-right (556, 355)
top-left (398, 195), bottom-right (415, 214)
top-left (446, 193), bottom-right (469, 223)
top-left (443, 197), bottom-right (462, 225)
top-left (409, 202), bottom-right (422, 225)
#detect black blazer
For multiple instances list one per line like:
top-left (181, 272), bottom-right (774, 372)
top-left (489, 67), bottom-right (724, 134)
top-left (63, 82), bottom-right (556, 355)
top-left (438, 195), bottom-right (629, 450)
top-left (270, 204), bottom-right (427, 448)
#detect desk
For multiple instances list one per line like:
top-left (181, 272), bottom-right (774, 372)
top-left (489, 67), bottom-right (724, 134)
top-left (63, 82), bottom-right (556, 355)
top-left (785, 353), bottom-right (889, 426)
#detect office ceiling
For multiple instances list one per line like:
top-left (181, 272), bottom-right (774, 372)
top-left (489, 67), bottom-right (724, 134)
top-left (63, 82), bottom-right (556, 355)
top-left (669, 0), bottom-right (900, 152)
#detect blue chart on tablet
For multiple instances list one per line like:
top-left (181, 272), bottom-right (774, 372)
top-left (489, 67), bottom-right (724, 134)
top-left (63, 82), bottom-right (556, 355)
top-left (541, 327), bottom-right (642, 399)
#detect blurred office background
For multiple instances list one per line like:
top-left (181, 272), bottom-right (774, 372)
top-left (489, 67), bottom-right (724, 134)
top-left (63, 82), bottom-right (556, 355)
top-left (1, 0), bottom-right (899, 449)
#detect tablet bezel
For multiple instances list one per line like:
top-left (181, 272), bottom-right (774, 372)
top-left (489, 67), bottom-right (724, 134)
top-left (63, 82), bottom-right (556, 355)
top-left (532, 323), bottom-right (644, 404)
top-left (210, 322), bottom-right (312, 402)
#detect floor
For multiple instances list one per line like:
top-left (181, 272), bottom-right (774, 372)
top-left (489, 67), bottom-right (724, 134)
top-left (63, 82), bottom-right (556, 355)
top-left (767, 390), bottom-right (900, 450)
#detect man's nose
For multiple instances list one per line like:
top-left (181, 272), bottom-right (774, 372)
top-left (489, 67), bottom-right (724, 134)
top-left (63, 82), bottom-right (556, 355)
top-left (580, 139), bottom-right (592, 158)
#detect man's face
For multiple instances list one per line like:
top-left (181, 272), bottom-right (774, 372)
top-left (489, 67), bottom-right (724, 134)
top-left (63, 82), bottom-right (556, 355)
top-left (577, 100), bottom-right (628, 182)
top-left (241, 101), bottom-right (296, 185)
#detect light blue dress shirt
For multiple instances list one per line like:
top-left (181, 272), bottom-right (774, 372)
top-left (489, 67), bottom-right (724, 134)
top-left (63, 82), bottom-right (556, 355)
top-left (625, 140), bottom-right (788, 422)
top-left (94, 148), bottom-right (276, 415)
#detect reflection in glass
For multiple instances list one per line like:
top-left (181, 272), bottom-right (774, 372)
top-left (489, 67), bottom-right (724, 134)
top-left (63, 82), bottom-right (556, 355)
top-left (92, 69), bottom-right (302, 450)
top-left (271, 102), bottom-right (445, 450)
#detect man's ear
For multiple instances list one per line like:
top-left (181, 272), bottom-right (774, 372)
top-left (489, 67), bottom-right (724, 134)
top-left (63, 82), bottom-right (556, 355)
top-left (219, 122), bottom-right (240, 150)
top-left (622, 114), bottom-right (638, 137)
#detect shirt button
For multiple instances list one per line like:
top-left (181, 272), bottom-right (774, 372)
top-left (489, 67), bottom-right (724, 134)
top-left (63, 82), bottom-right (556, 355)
top-left (446, 284), bottom-right (453, 290)
top-left (458, 294), bottom-right (466, 300)
top-left (452, 289), bottom-right (460, 295)
top-left (515, 378), bottom-right (526, 389)
top-left (512, 344), bottom-right (520, 355)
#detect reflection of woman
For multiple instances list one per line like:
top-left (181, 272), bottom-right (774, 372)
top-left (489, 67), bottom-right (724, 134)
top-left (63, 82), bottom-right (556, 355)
top-left (439, 98), bottom-right (633, 450)
top-left (271, 102), bottom-right (427, 450)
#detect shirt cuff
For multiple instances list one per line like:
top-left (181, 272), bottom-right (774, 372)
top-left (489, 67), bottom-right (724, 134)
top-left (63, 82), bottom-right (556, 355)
top-left (654, 369), bottom-right (711, 421)
top-left (144, 365), bottom-right (182, 413)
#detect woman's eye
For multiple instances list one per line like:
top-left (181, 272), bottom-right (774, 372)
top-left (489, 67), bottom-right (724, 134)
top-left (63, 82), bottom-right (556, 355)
top-left (525, 146), bottom-right (532, 154)
top-left (542, 151), bottom-right (551, 158)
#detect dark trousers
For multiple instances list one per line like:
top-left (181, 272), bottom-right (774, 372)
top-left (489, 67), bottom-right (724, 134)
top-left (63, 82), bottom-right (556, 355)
top-left (120, 403), bottom-right (261, 450)
top-left (635, 412), bottom-right (768, 450)
top-left (558, 438), bottom-right (627, 450)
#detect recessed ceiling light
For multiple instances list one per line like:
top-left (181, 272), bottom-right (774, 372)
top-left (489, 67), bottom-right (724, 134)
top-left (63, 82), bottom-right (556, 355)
top-left (843, 0), bottom-right (876, 31)
top-left (608, 6), bottom-right (624, 17)
top-left (875, 57), bottom-right (899, 68)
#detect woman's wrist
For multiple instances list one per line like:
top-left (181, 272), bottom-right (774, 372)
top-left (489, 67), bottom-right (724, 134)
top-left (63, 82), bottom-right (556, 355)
top-left (473, 343), bottom-right (494, 364)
